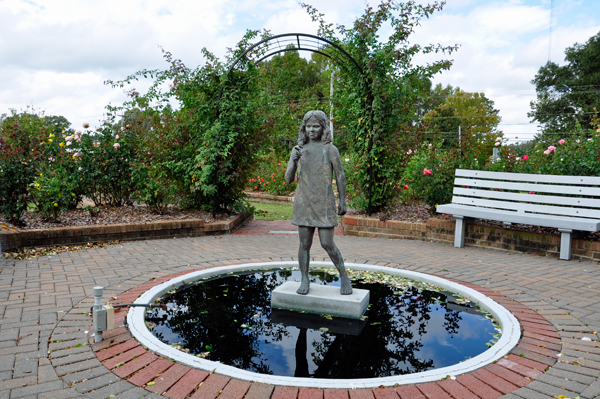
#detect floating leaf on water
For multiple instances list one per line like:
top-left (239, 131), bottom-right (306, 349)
top-left (319, 327), bottom-right (329, 332)
top-left (205, 345), bottom-right (212, 351)
top-left (370, 322), bottom-right (381, 325)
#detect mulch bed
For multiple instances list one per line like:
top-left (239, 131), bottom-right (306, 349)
top-left (1, 205), bottom-right (228, 232)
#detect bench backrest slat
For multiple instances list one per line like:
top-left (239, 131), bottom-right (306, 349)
top-left (453, 187), bottom-right (600, 209)
top-left (450, 196), bottom-right (600, 219)
top-left (456, 169), bottom-right (600, 186)
top-left (454, 178), bottom-right (600, 197)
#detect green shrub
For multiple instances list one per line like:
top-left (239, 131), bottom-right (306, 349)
top-left (250, 153), bottom-right (296, 196)
top-left (0, 111), bottom-right (48, 223)
top-left (30, 166), bottom-right (78, 222)
top-left (75, 122), bottom-right (135, 207)
top-left (488, 117), bottom-right (600, 177)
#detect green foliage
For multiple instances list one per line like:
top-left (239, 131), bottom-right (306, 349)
top-left (489, 116), bottom-right (600, 177)
top-left (422, 86), bottom-right (502, 161)
top-left (250, 153), bottom-right (296, 196)
top-left (107, 31), bottom-right (270, 213)
top-left (304, 0), bottom-right (457, 212)
top-left (529, 31), bottom-right (600, 141)
top-left (74, 121), bottom-right (135, 207)
top-left (30, 166), bottom-right (78, 222)
top-left (257, 51), bottom-right (331, 157)
top-left (0, 110), bottom-right (48, 223)
top-left (400, 143), bottom-right (465, 210)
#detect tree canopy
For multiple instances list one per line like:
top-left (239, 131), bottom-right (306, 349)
top-left (529, 31), bottom-right (600, 140)
top-left (422, 84), bottom-right (502, 159)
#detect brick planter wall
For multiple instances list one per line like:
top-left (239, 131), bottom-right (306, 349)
top-left (343, 215), bottom-right (600, 262)
top-left (0, 212), bottom-right (252, 253)
top-left (245, 191), bottom-right (294, 204)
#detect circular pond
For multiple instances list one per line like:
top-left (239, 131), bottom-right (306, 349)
top-left (128, 262), bottom-right (521, 388)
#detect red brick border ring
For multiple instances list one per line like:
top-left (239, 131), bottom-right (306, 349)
top-left (50, 265), bottom-right (565, 399)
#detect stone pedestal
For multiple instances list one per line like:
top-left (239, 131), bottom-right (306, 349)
top-left (271, 281), bottom-right (369, 320)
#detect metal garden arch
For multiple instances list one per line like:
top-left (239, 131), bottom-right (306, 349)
top-left (213, 33), bottom-right (376, 217)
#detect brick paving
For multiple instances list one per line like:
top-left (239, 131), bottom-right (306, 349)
top-left (1, 220), bottom-right (600, 398)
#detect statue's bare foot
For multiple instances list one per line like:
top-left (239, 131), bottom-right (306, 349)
top-left (296, 279), bottom-right (310, 295)
top-left (340, 278), bottom-right (353, 295)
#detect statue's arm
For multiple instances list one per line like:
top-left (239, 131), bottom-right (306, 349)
top-left (330, 146), bottom-right (347, 215)
top-left (285, 146), bottom-right (301, 184)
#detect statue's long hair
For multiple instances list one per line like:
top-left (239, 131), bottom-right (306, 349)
top-left (297, 110), bottom-right (332, 146)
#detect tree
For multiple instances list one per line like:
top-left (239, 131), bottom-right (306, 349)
top-left (305, 0), bottom-right (458, 212)
top-left (422, 86), bottom-right (502, 160)
top-left (257, 50), bottom-right (331, 156)
top-left (529, 31), bottom-right (600, 141)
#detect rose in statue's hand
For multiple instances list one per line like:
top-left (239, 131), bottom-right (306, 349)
top-left (338, 202), bottom-right (347, 216)
top-left (291, 146), bottom-right (302, 163)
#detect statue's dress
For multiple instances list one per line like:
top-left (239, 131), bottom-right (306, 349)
top-left (291, 143), bottom-right (339, 228)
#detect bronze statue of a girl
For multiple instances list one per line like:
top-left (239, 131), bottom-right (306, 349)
top-left (285, 110), bottom-right (352, 295)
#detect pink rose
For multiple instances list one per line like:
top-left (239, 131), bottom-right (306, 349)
top-left (404, 184), bottom-right (409, 190)
top-left (407, 149), bottom-right (412, 155)
top-left (423, 168), bottom-right (432, 176)
top-left (523, 155), bottom-right (529, 160)
top-left (548, 145), bottom-right (556, 152)
top-left (113, 143), bottom-right (120, 149)
top-left (558, 139), bottom-right (565, 145)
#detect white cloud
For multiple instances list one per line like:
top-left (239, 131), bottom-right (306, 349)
top-left (409, 1), bottom-right (599, 142)
top-left (0, 0), bottom-right (598, 135)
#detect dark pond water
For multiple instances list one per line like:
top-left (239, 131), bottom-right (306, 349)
top-left (145, 269), bottom-right (499, 379)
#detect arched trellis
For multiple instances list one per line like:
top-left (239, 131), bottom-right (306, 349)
top-left (213, 33), bottom-right (375, 217)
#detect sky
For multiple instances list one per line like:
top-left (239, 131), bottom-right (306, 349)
top-left (1, 0), bottom-right (599, 143)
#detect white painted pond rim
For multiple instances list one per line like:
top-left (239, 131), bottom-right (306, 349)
top-left (128, 261), bottom-right (521, 389)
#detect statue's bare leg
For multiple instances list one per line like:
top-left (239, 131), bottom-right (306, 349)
top-left (297, 226), bottom-right (315, 295)
top-left (318, 227), bottom-right (353, 295)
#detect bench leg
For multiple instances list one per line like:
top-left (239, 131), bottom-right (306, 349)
top-left (558, 229), bottom-right (572, 261)
top-left (454, 216), bottom-right (466, 248)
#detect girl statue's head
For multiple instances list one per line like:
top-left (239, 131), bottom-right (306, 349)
top-left (297, 110), bottom-right (332, 146)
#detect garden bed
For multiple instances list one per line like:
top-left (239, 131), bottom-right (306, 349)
top-left (0, 206), bottom-right (251, 257)
top-left (0, 205), bottom-right (227, 232)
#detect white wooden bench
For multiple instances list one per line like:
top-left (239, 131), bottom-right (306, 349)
top-left (436, 169), bottom-right (600, 260)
